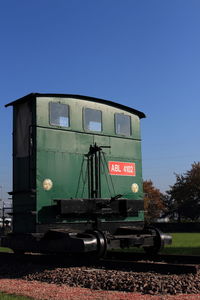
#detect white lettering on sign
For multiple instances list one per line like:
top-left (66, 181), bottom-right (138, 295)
top-left (111, 164), bottom-right (121, 172)
top-left (123, 166), bottom-right (134, 173)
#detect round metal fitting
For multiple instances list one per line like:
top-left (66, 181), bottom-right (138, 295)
top-left (131, 183), bottom-right (139, 193)
top-left (43, 179), bottom-right (53, 191)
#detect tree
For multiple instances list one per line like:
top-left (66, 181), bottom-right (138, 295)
top-left (143, 180), bottom-right (165, 223)
top-left (166, 162), bottom-right (200, 222)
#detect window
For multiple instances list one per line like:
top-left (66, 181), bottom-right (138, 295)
top-left (84, 108), bottom-right (102, 132)
top-left (115, 113), bottom-right (131, 136)
top-left (49, 102), bottom-right (69, 127)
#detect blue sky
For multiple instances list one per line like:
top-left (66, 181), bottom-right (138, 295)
top-left (0, 0), bottom-right (200, 202)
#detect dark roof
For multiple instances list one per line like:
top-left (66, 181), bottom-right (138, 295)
top-left (5, 93), bottom-right (146, 119)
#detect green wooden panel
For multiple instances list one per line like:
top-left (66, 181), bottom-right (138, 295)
top-left (110, 137), bottom-right (141, 159)
top-left (35, 96), bottom-right (144, 224)
top-left (36, 128), bottom-right (144, 223)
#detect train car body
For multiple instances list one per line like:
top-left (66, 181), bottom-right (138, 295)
top-left (3, 93), bottom-right (171, 255)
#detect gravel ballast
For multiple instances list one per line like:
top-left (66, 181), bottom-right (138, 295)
top-left (0, 256), bottom-right (200, 297)
top-left (24, 266), bottom-right (200, 295)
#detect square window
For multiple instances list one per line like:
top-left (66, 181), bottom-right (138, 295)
top-left (84, 108), bottom-right (102, 132)
top-left (115, 113), bottom-right (131, 136)
top-left (49, 102), bottom-right (69, 127)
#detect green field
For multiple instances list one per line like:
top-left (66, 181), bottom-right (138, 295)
top-left (109, 233), bottom-right (200, 255)
top-left (0, 248), bottom-right (13, 253)
top-left (0, 293), bottom-right (32, 300)
top-left (161, 232), bottom-right (200, 255)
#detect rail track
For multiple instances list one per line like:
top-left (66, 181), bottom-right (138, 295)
top-left (103, 251), bottom-right (200, 274)
top-left (106, 251), bottom-right (200, 264)
top-left (0, 251), bottom-right (199, 274)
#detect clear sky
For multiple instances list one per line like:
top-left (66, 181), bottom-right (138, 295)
top-left (0, 0), bottom-right (200, 203)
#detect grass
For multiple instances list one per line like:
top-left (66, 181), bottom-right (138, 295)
top-left (161, 232), bottom-right (200, 255)
top-left (110, 232), bottom-right (200, 256)
top-left (0, 293), bottom-right (32, 300)
top-left (0, 248), bottom-right (13, 253)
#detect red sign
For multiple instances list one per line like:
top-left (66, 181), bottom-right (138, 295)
top-left (108, 161), bottom-right (136, 176)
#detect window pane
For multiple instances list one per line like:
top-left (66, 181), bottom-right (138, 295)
top-left (84, 108), bottom-right (102, 132)
top-left (50, 102), bottom-right (69, 127)
top-left (115, 114), bottom-right (131, 136)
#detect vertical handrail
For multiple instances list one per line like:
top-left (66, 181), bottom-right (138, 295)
top-left (86, 143), bottom-right (111, 199)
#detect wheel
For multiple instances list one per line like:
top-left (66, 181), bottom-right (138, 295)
top-left (143, 227), bottom-right (165, 255)
top-left (95, 230), bottom-right (107, 258)
top-left (86, 230), bottom-right (107, 258)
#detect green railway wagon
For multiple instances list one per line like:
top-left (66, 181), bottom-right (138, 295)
top-left (3, 93), bottom-right (171, 256)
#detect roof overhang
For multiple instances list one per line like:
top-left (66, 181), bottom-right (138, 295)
top-left (5, 93), bottom-right (146, 119)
